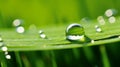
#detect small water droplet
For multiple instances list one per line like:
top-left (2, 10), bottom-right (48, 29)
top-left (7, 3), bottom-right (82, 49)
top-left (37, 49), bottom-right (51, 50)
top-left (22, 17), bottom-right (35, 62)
top-left (95, 25), bottom-right (102, 33)
top-left (108, 16), bottom-right (116, 23)
top-left (13, 19), bottom-right (22, 27)
top-left (5, 54), bottom-right (11, 59)
top-left (1, 46), bottom-right (8, 51)
top-left (105, 9), bottom-right (117, 17)
top-left (16, 26), bottom-right (25, 33)
top-left (66, 23), bottom-right (91, 43)
top-left (38, 30), bottom-right (47, 39)
top-left (97, 16), bottom-right (105, 25)
top-left (91, 40), bottom-right (95, 43)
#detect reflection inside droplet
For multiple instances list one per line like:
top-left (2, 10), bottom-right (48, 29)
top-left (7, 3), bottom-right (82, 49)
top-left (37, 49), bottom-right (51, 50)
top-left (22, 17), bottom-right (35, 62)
top-left (16, 26), bottom-right (25, 33)
top-left (67, 35), bottom-right (85, 41)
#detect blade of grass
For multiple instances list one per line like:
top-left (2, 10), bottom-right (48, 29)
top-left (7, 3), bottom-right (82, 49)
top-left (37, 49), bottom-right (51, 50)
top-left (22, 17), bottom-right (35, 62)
top-left (0, 52), bottom-right (8, 67)
top-left (51, 51), bottom-right (57, 67)
top-left (14, 51), bottom-right (23, 67)
top-left (100, 45), bottom-right (110, 67)
top-left (0, 18), bottom-right (120, 51)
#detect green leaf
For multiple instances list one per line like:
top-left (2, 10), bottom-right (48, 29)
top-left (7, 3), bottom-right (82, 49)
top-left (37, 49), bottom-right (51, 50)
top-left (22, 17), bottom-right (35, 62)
top-left (0, 20), bottom-right (120, 51)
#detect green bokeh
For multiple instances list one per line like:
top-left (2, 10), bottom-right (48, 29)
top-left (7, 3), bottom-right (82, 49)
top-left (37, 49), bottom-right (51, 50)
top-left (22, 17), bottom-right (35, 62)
top-left (0, 0), bottom-right (119, 28)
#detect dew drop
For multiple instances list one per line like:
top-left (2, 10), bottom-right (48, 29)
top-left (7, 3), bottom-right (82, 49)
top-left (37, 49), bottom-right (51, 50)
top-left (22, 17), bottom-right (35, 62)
top-left (97, 16), bottom-right (105, 25)
top-left (105, 9), bottom-right (117, 17)
top-left (91, 40), bottom-right (95, 43)
top-left (13, 19), bottom-right (22, 27)
top-left (1, 46), bottom-right (8, 51)
top-left (66, 23), bottom-right (91, 43)
top-left (95, 25), bottom-right (102, 33)
top-left (38, 30), bottom-right (47, 39)
top-left (5, 54), bottom-right (11, 59)
top-left (108, 16), bottom-right (116, 23)
top-left (16, 26), bottom-right (25, 33)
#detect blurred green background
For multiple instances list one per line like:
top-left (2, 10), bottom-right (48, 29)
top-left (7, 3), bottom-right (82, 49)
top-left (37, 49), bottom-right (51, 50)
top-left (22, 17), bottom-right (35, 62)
top-left (0, 0), bottom-right (120, 28)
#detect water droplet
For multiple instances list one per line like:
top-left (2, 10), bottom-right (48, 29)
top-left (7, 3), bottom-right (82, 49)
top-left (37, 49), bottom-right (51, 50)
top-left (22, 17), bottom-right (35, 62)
top-left (97, 16), bottom-right (105, 25)
top-left (66, 23), bottom-right (91, 43)
top-left (105, 9), bottom-right (117, 17)
top-left (108, 16), bottom-right (116, 23)
top-left (1, 46), bottom-right (8, 51)
top-left (91, 40), bottom-right (95, 43)
top-left (13, 19), bottom-right (22, 27)
top-left (95, 25), bottom-right (102, 33)
top-left (38, 30), bottom-right (47, 39)
top-left (16, 26), bottom-right (25, 33)
top-left (5, 54), bottom-right (11, 59)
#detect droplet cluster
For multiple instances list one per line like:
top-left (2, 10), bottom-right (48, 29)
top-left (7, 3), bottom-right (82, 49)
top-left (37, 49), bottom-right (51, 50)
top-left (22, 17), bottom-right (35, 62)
top-left (0, 36), bottom-right (11, 59)
top-left (13, 19), bottom-right (25, 34)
